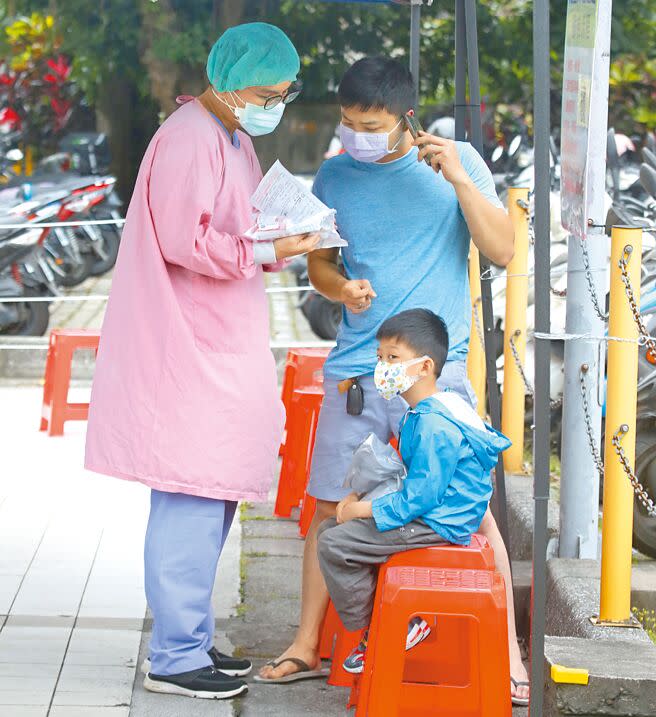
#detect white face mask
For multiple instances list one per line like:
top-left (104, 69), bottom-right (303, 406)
top-left (374, 356), bottom-right (429, 401)
top-left (339, 118), bottom-right (403, 163)
top-left (212, 88), bottom-right (285, 137)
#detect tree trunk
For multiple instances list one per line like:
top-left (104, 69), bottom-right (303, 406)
top-left (138, 0), bottom-right (181, 118)
top-left (96, 73), bottom-right (157, 202)
top-left (216, 0), bottom-right (248, 29)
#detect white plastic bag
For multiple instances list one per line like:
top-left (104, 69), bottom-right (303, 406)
top-left (343, 433), bottom-right (406, 501)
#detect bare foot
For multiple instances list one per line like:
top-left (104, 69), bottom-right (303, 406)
top-left (510, 641), bottom-right (530, 702)
top-left (258, 642), bottom-right (321, 681)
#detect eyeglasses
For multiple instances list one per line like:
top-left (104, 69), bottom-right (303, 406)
top-left (263, 82), bottom-right (302, 110)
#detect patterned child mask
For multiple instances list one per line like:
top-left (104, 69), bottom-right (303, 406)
top-left (374, 356), bottom-right (430, 401)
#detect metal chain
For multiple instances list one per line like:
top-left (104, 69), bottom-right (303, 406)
top-left (472, 296), bottom-right (485, 350)
top-left (618, 245), bottom-right (656, 356)
top-left (579, 364), bottom-right (605, 476)
top-left (578, 235), bottom-right (608, 321)
top-left (508, 329), bottom-right (562, 408)
top-left (516, 198), bottom-right (535, 246)
top-left (509, 330), bottom-right (533, 395)
top-left (612, 425), bottom-right (656, 517)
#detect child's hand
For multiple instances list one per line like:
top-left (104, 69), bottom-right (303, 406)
top-left (337, 500), bottom-right (373, 524)
top-left (336, 492), bottom-right (359, 523)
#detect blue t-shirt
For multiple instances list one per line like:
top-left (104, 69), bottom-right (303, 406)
top-left (312, 143), bottom-right (502, 381)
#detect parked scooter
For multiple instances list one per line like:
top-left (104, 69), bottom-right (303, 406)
top-left (0, 131), bottom-right (122, 286)
top-left (0, 203), bottom-right (58, 335)
top-left (0, 175), bottom-right (119, 288)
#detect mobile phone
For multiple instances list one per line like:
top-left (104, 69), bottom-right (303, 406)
top-left (404, 113), bottom-right (433, 166)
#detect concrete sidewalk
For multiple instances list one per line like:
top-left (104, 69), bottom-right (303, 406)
top-left (0, 386), bottom-right (150, 716)
top-left (1, 384), bottom-right (531, 716)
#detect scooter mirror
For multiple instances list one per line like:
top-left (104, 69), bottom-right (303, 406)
top-left (508, 136), bottom-right (521, 156)
top-left (491, 146), bottom-right (504, 163)
top-left (5, 148), bottom-right (23, 162)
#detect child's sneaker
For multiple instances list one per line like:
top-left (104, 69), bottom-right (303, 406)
top-left (342, 618), bottom-right (431, 674)
top-left (343, 631), bottom-right (368, 674)
top-left (406, 616), bottom-right (431, 649)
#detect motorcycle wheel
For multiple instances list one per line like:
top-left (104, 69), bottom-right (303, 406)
top-left (56, 252), bottom-right (93, 288)
top-left (307, 294), bottom-right (341, 341)
top-left (1, 297), bottom-right (50, 336)
top-left (87, 226), bottom-right (120, 276)
top-left (632, 429), bottom-right (656, 558)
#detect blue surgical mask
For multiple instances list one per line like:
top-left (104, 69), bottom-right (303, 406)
top-left (213, 88), bottom-right (285, 137)
top-left (339, 119), bottom-right (403, 163)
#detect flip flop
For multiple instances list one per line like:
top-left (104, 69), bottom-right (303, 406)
top-left (253, 657), bottom-right (330, 684)
top-left (511, 677), bottom-right (530, 707)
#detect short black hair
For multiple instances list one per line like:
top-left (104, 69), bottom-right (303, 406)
top-left (338, 56), bottom-right (415, 116)
top-left (376, 309), bottom-right (449, 378)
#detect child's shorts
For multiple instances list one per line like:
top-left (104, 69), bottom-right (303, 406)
top-left (306, 360), bottom-right (476, 503)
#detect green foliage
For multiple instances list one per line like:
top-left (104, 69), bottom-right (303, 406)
top-left (633, 607), bottom-right (656, 644)
top-left (3, 1), bottom-right (655, 157)
top-left (0, 12), bottom-right (77, 147)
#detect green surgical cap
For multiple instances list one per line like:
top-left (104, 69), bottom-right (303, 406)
top-left (207, 22), bottom-right (300, 92)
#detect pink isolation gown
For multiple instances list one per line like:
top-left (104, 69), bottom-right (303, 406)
top-left (85, 98), bottom-right (285, 502)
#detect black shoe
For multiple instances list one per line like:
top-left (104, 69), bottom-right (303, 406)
top-left (208, 646), bottom-right (252, 677)
top-left (144, 666), bottom-right (248, 700)
top-left (141, 647), bottom-right (252, 677)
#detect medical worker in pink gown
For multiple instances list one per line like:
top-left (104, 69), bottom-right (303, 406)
top-left (85, 23), bottom-right (318, 701)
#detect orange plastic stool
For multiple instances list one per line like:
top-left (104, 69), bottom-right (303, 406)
top-left (279, 348), bottom-right (329, 456)
top-left (319, 600), bottom-right (341, 660)
top-left (353, 539), bottom-right (510, 717)
top-left (327, 621), bottom-right (365, 689)
top-left (348, 535), bottom-right (496, 708)
top-left (40, 329), bottom-right (100, 437)
top-left (274, 385), bottom-right (324, 517)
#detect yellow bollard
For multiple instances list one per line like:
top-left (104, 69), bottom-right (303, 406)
top-left (599, 226), bottom-right (642, 623)
top-left (467, 246), bottom-right (486, 417)
top-left (502, 187), bottom-right (530, 472)
top-left (24, 146), bottom-right (33, 177)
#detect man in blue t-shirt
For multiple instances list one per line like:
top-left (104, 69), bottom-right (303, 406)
top-left (257, 57), bottom-right (528, 707)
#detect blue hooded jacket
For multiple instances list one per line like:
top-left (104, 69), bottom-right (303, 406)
top-left (371, 395), bottom-right (511, 545)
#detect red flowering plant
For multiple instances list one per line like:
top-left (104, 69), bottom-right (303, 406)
top-left (0, 13), bottom-right (77, 148)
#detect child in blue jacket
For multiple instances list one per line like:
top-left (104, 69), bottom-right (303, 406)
top-left (317, 308), bottom-right (511, 673)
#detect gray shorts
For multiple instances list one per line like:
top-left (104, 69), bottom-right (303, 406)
top-left (307, 360), bottom-right (476, 502)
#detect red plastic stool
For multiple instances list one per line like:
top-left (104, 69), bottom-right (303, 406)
top-left (327, 621), bottom-right (365, 689)
top-left (353, 539), bottom-right (510, 716)
top-left (348, 535), bottom-right (495, 707)
top-left (319, 600), bottom-right (341, 660)
top-left (40, 329), bottom-right (100, 437)
top-left (274, 385), bottom-right (324, 517)
top-left (279, 348), bottom-right (330, 456)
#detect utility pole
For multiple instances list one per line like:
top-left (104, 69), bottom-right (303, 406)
top-left (558, 0), bottom-right (613, 560)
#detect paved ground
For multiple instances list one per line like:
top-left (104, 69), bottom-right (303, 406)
top-left (0, 384), bottom-right (533, 717)
top-left (1, 268), bottom-right (653, 715)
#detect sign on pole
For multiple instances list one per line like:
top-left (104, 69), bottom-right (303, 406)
top-left (560, 0), bottom-right (612, 238)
